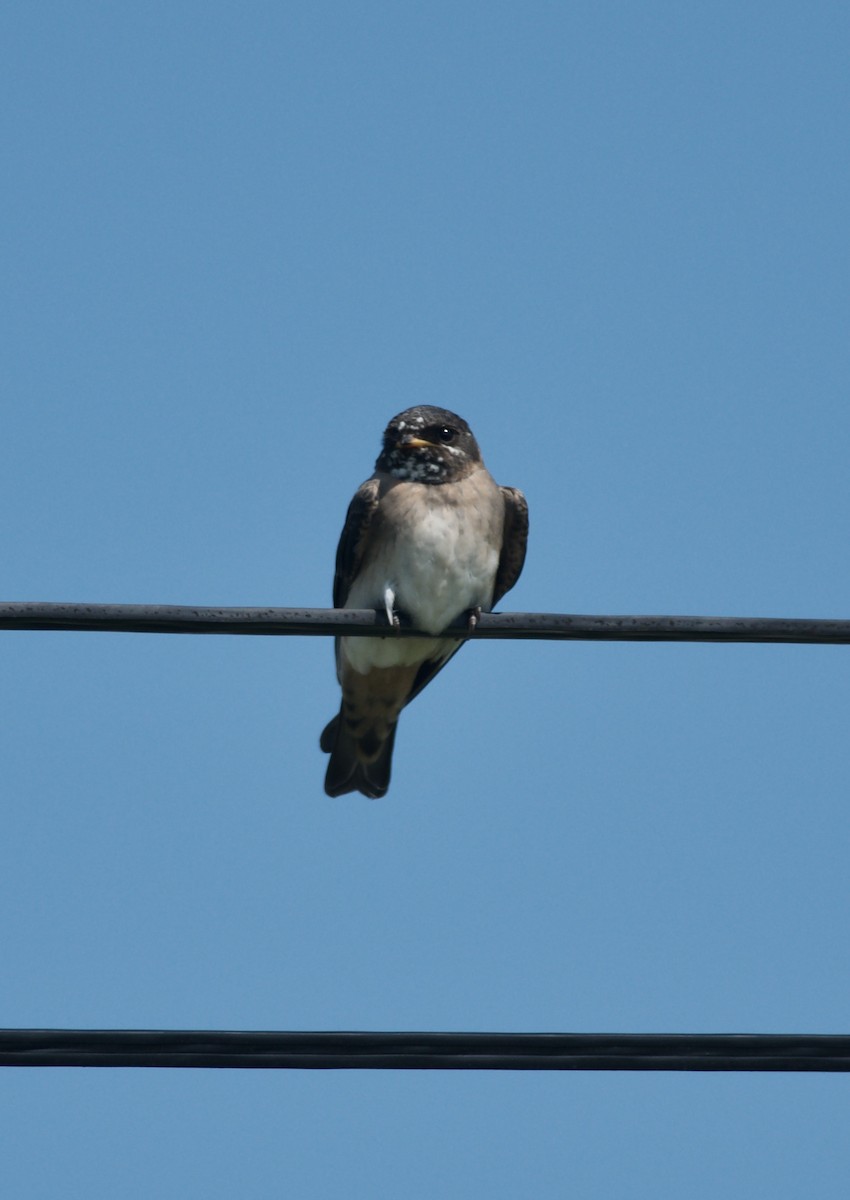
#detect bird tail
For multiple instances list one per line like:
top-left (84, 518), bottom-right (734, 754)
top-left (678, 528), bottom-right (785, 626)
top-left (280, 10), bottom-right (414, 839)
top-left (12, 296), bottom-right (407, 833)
top-left (320, 710), bottom-right (398, 799)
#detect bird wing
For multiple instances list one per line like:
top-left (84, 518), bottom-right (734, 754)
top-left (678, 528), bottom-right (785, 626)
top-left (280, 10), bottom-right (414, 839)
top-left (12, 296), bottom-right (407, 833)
top-left (492, 486), bottom-right (529, 605)
top-left (332, 476), bottom-right (382, 608)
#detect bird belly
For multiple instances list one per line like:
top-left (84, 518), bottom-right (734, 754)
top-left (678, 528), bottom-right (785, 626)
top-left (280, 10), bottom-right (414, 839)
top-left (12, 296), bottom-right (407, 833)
top-left (342, 498), bottom-right (498, 675)
top-left (342, 633), bottom-right (459, 673)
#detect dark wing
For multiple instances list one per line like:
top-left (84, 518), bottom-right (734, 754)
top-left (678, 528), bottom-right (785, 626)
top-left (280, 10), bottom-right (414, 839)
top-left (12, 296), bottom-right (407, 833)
top-left (332, 477), bottom-right (382, 607)
top-left (492, 486), bottom-right (529, 605)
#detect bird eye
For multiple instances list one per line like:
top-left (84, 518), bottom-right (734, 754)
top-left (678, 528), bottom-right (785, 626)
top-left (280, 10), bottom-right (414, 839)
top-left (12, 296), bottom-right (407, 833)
top-left (436, 426), bottom-right (456, 443)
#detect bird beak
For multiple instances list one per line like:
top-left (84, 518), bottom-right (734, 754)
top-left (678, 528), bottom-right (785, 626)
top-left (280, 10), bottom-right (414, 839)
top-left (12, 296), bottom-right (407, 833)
top-left (400, 436), bottom-right (437, 449)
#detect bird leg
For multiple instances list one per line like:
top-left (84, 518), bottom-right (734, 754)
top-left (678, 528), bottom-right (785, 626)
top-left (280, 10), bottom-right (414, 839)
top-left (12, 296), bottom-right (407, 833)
top-left (466, 605), bottom-right (482, 633)
top-left (383, 585), bottom-right (401, 633)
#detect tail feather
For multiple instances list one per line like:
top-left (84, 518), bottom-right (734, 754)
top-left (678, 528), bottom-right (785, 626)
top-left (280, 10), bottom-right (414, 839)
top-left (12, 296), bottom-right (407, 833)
top-left (320, 710), bottom-right (397, 799)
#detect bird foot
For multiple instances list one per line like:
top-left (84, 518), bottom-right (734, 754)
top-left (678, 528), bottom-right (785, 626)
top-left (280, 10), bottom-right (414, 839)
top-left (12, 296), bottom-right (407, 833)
top-left (382, 585), bottom-right (401, 633)
top-left (466, 606), bottom-right (482, 634)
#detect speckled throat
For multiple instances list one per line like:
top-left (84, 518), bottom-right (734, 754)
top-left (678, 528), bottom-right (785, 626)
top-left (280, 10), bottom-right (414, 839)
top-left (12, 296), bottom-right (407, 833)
top-left (381, 443), bottom-right (458, 483)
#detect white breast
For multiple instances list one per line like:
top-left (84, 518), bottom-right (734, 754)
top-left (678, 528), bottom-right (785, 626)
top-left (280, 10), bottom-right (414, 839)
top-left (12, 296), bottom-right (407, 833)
top-left (342, 471), bottom-right (503, 674)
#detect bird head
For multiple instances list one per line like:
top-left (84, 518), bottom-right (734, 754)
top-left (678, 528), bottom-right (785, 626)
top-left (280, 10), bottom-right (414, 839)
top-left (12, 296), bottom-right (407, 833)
top-left (377, 406), bottom-right (483, 484)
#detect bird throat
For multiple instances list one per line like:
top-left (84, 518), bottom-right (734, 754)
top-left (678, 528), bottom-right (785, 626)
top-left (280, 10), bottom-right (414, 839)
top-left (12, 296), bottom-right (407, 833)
top-left (383, 446), bottom-right (452, 483)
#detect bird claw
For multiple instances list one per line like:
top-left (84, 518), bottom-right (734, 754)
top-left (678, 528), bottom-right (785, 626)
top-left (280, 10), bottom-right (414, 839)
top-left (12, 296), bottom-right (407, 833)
top-left (466, 606), bottom-right (482, 634)
top-left (382, 585), bottom-right (401, 634)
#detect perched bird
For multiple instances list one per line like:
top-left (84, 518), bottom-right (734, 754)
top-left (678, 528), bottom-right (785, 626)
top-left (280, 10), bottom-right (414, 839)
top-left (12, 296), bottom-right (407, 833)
top-left (320, 405), bottom-right (528, 798)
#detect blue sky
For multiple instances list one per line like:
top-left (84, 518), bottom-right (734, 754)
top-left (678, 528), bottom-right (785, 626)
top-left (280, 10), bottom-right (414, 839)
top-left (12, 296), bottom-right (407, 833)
top-left (2, 2), bottom-right (849, 1196)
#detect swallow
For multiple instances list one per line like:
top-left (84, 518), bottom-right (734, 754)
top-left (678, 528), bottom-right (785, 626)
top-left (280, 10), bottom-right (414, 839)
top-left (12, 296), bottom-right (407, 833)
top-left (319, 405), bottom-right (528, 798)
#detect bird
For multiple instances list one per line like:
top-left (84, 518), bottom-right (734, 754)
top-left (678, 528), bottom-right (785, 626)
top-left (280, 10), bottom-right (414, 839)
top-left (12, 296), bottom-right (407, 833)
top-left (320, 405), bottom-right (528, 798)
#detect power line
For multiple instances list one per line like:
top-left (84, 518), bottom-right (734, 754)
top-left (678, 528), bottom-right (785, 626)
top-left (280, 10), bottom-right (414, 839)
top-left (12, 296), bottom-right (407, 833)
top-left (1, 602), bottom-right (849, 643)
top-left (2, 1029), bottom-right (849, 1071)
top-left (4, 606), bottom-right (847, 1078)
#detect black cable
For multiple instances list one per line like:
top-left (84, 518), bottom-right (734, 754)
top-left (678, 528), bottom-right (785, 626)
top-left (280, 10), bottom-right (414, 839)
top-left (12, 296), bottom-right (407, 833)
top-left (1, 603), bottom-right (849, 643)
top-left (2, 1029), bottom-right (849, 1071)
